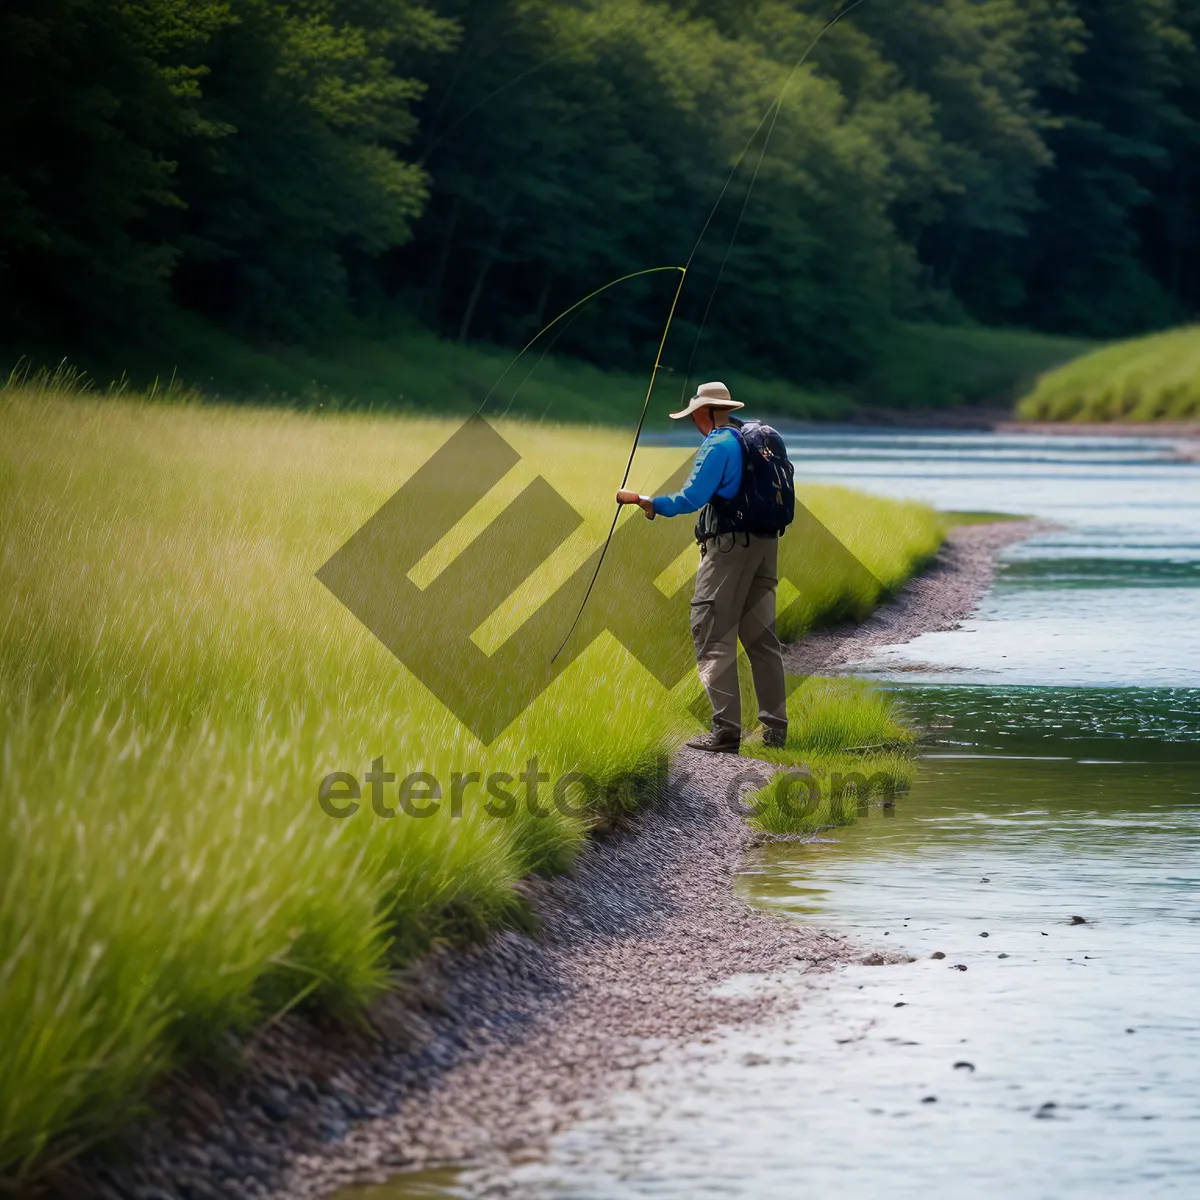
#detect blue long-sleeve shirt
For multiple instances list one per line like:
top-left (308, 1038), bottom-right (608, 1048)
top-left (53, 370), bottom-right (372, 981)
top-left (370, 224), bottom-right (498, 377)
top-left (653, 426), bottom-right (742, 517)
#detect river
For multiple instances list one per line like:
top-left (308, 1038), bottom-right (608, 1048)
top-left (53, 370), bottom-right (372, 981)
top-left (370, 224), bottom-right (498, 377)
top-left (344, 429), bottom-right (1200, 1198)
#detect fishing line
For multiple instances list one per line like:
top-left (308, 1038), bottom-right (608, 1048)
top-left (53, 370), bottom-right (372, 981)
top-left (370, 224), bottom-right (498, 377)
top-left (497, 308), bottom-right (583, 418)
top-left (462, 262), bottom-right (684, 664)
top-left (677, 0), bottom-right (869, 399)
top-left (474, 265), bottom-right (685, 419)
top-left (420, 22), bottom-right (611, 167)
top-left (549, 264), bottom-right (688, 662)
top-left (550, 0), bottom-right (867, 661)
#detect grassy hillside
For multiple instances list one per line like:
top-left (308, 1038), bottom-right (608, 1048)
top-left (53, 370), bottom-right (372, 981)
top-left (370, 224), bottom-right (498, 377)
top-left (1016, 326), bottom-right (1200, 422)
top-left (0, 385), bottom-right (943, 1182)
top-left (863, 322), bottom-right (1095, 411)
top-left (8, 314), bottom-right (852, 425)
top-left (9, 314), bottom-right (1094, 429)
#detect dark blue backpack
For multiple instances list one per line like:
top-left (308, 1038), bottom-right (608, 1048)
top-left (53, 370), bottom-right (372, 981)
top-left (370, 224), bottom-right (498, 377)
top-left (695, 420), bottom-right (795, 542)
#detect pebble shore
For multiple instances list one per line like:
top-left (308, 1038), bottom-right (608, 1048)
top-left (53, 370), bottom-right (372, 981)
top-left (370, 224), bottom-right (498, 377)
top-left (66, 751), bottom-right (890, 1200)
top-left (59, 520), bottom-right (1034, 1200)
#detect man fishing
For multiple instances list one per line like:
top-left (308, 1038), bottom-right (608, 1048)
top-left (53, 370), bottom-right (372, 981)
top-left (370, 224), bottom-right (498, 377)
top-left (616, 381), bottom-right (794, 754)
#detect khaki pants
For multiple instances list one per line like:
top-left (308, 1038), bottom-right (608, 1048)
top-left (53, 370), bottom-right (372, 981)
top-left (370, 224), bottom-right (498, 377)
top-left (690, 532), bottom-right (787, 741)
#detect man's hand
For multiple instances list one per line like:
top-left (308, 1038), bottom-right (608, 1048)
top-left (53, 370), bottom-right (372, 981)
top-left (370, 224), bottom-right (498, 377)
top-left (616, 489), bottom-right (656, 519)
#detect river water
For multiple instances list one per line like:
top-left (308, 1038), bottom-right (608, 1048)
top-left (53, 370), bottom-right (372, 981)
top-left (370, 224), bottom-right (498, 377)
top-left (345, 430), bottom-right (1200, 1198)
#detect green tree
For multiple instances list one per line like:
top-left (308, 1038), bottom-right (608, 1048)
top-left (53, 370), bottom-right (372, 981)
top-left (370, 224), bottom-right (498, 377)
top-left (7, 0), bottom-right (1200, 388)
top-left (0, 0), bottom-right (231, 336)
top-left (1132, 0), bottom-right (1200, 320)
top-left (405, 0), bottom-right (918, 381)
top-left (166, 0), bottom-right (457, 336)
top-left (967, 0), bottom-right (1193, 333)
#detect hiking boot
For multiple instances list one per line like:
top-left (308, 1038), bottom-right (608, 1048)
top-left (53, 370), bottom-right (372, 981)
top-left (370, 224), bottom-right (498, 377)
top-left (685, 731), bottom-right (741, 755)
top-left (762, 727), bottom-right (788, 749)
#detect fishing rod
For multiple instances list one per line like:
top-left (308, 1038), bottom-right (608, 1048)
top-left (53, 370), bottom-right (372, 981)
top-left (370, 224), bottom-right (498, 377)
top-left (549, 0), bottom-right (869, 663)
top-left (547, 264), bottom-right (687, 662)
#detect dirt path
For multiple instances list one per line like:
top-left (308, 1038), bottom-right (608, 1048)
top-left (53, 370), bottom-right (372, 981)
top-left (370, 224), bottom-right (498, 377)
top-left (65, 520), bottom-right (1040, 1200)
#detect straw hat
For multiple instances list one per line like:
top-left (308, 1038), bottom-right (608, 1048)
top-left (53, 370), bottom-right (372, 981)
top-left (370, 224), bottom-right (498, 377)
top-left (669, 381), bottom-right (745, 420)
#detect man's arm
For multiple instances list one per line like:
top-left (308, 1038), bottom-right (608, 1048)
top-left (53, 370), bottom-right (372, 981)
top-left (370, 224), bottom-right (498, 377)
top-left (615, 488), bottom-right (656, 517)
top-left (616, 432), bottom-right (736, 518)
top-left (650, 436), bottom-right (732, 517)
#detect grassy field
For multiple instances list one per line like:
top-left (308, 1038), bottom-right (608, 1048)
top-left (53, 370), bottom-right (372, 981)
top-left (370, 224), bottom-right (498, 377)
top-left (0, 385), bottom-right (943, 1182)
top-left (1016, 326), bottom-right (1200, 422)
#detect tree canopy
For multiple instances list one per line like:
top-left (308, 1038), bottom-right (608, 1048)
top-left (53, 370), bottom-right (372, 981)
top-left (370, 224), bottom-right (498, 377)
top-left (3, 0), bottom-right (1199, 387)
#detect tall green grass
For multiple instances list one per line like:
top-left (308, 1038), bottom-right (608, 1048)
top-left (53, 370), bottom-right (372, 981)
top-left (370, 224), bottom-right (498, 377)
top-left (0, 389), bottom-right (943, 1181)
top-left (743, 678), bottom-right (915, 836)
top-left (1016, 325), bottom-right (1200, 422)
top-left (744, 752), bottom-right (912, 836)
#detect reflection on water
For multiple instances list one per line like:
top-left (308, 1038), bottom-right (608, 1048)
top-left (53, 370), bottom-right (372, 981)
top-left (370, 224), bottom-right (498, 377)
top-left (396, 692), bottom-right (1199, 1198)
top-left (334, 433), bottom-right (1200, 1198)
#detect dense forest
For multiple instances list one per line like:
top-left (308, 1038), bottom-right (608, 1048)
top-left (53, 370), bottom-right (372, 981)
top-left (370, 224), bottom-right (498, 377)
top-left (3, 0), bottom-right (1199, 390)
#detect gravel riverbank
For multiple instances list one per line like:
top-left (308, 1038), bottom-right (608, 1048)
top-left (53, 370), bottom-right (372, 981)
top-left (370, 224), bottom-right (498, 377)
top-left (59, 520), bottom-right (1036, 1200)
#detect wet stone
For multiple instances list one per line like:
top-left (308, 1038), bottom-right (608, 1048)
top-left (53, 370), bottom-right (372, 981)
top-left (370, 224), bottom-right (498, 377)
top-left (255, 1088), bottom-right (291, 1123)
top-left (180, 1180), bottom-right (223, 1200)
top-left (318, 1117), bottom-right (350, 1143)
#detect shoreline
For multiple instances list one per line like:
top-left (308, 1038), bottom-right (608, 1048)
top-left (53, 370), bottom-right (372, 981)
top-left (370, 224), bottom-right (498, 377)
top-left (765, 413), bottom-right (1200, 446)
top-left (62, 519), bottom-right (1040, 1200)
top-left (994, 419), bottom-right (1200, 438)
top-left (786, 519), bottom-right (1055, 678)
top-left (995, 420), bottom-right (1200, 462)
